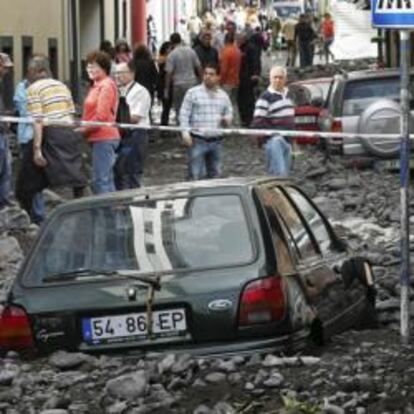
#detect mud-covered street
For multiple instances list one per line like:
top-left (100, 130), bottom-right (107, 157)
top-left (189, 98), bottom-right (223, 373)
top-left (1, 134), bottom-right (414, 414)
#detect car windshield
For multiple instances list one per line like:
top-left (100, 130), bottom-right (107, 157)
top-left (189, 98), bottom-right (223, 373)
top-left (275, 6), bottom-right (301, 18)
top-left (26, 195), bottom-right (254, 282)
top-left (342, 77), bottom-right (414, 116)
top-left (289, 81), bottom-right (331, 106)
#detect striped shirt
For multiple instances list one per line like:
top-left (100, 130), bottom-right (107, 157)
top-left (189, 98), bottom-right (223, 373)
top-left (27, 78), bottom-right (75, 121)
top-left (179, 83), bottom-right (233, 138)
top-left (251, 86), bottom-right (295, 131)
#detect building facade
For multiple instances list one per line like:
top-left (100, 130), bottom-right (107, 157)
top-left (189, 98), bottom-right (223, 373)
top-left (0, 0), bottom-right (208, 105)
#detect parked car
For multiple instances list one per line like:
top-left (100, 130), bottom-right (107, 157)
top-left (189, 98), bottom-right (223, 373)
top-left (0, 178), bottom-right (377, 356)
top-left (289, 77), bottom-right (333, 145)
top-left (319, 69), bottom-right (414, 158)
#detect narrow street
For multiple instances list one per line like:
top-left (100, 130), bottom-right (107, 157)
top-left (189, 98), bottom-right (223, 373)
top-left (330, 0), bottom-right (377, 60)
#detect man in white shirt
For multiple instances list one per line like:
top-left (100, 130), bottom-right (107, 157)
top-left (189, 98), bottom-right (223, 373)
top-left (114, 62), bottom-right (151, 189)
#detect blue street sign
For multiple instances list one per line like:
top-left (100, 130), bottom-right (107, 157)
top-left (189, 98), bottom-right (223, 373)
top-left (372, 0), bottom-right (414, 28)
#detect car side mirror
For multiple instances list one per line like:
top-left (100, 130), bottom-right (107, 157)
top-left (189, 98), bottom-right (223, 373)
top-left (311, 96), bottom-right (323, 108)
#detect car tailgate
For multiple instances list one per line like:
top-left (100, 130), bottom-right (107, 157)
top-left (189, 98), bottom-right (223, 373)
top-left (16, 266), bottom-right (262, 352)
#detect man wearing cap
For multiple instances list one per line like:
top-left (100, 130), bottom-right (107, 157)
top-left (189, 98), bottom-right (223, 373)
top-left (0, 53), bottom-right (13, 209)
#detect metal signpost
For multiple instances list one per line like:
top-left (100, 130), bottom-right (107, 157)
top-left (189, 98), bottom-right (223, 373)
top-left (372, 0), bottom-right (412, 344)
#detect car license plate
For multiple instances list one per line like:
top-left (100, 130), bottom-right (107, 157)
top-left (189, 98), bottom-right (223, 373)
top-left (295, 116), bottom-right (317, 125)
top-left (82, 309), bottom-right (186, 344)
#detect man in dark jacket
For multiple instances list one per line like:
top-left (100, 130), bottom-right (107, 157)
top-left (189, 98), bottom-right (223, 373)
top-left (193, 31), bottom-right (219, 68)
top-left (237, 34), bottom-right (261, 127)
top-left (295, 14), bottom-right (316, 67)
top-left (0, 53), bottom-right (13, 210)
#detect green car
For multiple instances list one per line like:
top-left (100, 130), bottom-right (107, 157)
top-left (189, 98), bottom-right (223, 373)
top-left (0, 177), bottom-right (377, 356)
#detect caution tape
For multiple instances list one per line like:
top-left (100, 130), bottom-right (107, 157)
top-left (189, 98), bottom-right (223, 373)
top-left (0, 115), bottom-right (406, 142)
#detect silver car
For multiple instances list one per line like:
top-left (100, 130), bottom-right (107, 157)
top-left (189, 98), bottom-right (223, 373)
top-left (320, 69), bottom-right (414, 158)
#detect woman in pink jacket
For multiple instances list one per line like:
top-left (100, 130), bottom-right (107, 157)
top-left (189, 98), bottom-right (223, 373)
top-left (80, 51), bottom-right (120, 194)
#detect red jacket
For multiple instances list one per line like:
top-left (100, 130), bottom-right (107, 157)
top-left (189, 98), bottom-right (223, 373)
top-left (82, 76), bottom-right (120, 142)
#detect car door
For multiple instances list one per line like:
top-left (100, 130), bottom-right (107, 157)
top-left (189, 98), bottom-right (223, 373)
top-left (266, 185), bottom-right (353, 334)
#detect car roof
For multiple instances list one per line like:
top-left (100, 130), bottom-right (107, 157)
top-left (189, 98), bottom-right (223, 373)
top-left (336, 68), bottom-right (411, 82)
top-left (289, 77), bottom-right (333, 85)
top-left (60, 177), bottom-right (291, 209)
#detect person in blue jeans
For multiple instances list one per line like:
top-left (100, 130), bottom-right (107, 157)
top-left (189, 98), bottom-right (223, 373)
top-left (14, 73), bottom-right (45, 224)
top-left (179, 63), bottom-right (232, 180)
top-left (0, 53), bottom-right (13, 209)
top-left (251, 65), bottom-right (295, 177)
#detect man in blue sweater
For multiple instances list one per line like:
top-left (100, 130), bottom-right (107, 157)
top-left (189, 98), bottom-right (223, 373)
top-left (251, 66), bottom-right (295, 177)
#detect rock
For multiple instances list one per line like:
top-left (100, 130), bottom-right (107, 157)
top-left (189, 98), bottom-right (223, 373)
top-left (306, 166), bottom-right (328, 179)
top-left (212, 402), bottom-right (236, 414)
top-left (216, 360), bottom-right (236, 373)
top-left (205, 372), bottom-right (226, 384)
top-left (192, 378), bottom-right (207, 388)
top-left (171, 353), bottom-right (192, 374)
top-left (326, 178), bottom-right (347, 191)
top-left (43, 189), bottom-right (65, 205)
top-left (227, 372), bottom-right (242, 385)
top-left (106, 402), bottom-right (128, 414)
top-left (0, 370), bottom-right (17, 386)
top-left (39, 411), bottom-right (69, 414)
top-left (0, 237), bottom-right (23, 265)
top-left (262, 354), bottom-right (283, 367)
top-left (244, 382), bottom-right (255, 391)
top-left (49, 352), bottom-right (89, 370)
top-left (0, 207), bottom-right (30, 234)
top-left (157, 353), bottom-right (175, 374)
top-left (42, 394), bottom-right (71, 410)
top-left (105, 370), bottom-right (148, 401)
top-left (193, 405), bottom-right (212, 414)
top-left (263, 372), bottom-right (284, 388)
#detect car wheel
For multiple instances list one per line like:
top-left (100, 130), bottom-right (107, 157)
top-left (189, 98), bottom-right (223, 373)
top-left (357, 99), bottom-right (410, 159)
top-left (340, 257), bottom-right (378, 330)
top-left (309, 317), bottom-right (324, 346)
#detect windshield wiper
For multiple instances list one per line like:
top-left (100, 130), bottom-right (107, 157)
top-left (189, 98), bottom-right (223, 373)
top-left (43, 268), bottom-right (161, 289)
top-left (43, 268), bottom-right (119, 282)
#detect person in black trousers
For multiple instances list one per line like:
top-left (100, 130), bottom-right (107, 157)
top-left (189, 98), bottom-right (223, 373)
top-left (157, 41), bottom-right (173, 126)
top-left (237, 34), bottom-right (261, 127)
top-left (295, 14), bottom-right (316, 67)
top-left (132, 44), bottom-right (158, 122)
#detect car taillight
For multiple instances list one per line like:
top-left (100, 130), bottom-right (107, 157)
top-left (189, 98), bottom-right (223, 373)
top-left (238, 276), bottom-right (286, 326)
top-left (330, 119), bottom-right (343, 133)
top-left (0, 305), bottom-right (34, 350)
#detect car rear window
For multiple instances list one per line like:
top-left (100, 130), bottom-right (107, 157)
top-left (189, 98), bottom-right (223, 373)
top-left (25, 195), bottom-right (254, 283)
top-left (342, 77), bottom-right (406, 116)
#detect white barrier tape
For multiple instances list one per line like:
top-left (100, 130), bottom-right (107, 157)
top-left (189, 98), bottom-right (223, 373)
top-left (0, 115), bottom-right (405, 142)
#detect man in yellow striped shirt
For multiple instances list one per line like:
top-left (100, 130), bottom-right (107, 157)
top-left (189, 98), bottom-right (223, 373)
top-left (16, 55), bottom-right (86, 222)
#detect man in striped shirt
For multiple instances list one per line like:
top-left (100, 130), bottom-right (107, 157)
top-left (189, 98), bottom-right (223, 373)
top-left (251, 66), bottom-right (295, 177)
top-left (179, 63), bottom-right (232, 180)
top-left (15, 55), bottom-right (86, 221)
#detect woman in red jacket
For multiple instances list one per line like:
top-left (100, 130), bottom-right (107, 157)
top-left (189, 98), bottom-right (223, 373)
top-left (81, 50), bottom-right (120, 194)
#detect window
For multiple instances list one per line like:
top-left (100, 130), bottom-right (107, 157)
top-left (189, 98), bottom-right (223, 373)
top-left (48, 38), bottom-right (58, 79)
top-left (21, 36), bottom-right (33, 78)
top-left (0, 36), bottom-right (14, 109)
top-left (270, 187), bottom-right (319, 260)
top-left (260, 190), bottom-right (295, 273)
top-left (285, 187), bottom-right (332, 255)
top-left (342, 77), bottom-right (414, 116)
top-left (25, 195), bottom-right (254, 284)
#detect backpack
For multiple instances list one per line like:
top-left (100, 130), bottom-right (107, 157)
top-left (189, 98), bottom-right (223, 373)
top-left (116, 84), bottom-right (133, 138)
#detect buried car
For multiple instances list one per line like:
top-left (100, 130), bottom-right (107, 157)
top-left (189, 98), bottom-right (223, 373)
top-left (0, 177), bottom-right (377, 356)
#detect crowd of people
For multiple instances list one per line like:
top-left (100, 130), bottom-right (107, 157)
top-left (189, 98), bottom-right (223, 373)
top-left (0, 4), bottom-right (334, 226)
